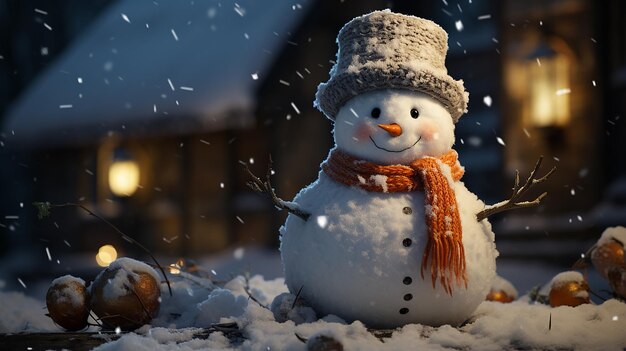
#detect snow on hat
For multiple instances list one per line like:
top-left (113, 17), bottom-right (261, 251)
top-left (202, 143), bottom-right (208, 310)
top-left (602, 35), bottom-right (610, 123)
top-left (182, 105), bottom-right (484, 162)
top-left (314, 10), bottom-right (469, 122)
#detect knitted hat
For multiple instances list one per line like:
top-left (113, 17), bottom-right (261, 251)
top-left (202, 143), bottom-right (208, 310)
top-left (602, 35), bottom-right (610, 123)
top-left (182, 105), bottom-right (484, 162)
top-left (314, 10), bottom-right (469, 122)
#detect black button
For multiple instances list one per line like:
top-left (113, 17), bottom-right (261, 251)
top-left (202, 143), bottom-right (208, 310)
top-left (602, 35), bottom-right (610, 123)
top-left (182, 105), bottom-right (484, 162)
top-left (402, 238), bottom-right (412, 247)
top-left (399, 308), bottom-right (409, 314)
top-left (403, 294), bottom-right (413, 301)
top-left (402, 207), bottom-right (412, 215)
top-left (403, 277), bottom-right (412, 285)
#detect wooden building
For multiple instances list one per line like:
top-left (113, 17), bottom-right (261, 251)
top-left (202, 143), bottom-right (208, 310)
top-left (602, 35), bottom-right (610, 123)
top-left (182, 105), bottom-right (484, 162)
top-left (0, 0), bottom-right (624, 278)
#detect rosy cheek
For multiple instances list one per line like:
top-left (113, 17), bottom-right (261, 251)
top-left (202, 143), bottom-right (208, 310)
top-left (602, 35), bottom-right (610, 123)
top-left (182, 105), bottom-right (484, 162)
top-left (418, 120), bottom-right (439, 141)
top-left (353, 122), bottom-right (373, 142)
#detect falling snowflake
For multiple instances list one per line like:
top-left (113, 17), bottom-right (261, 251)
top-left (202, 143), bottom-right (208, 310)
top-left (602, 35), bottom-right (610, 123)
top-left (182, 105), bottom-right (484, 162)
top-left (455, 20), bottom-right (464, 31)
top-left (496, 137), bottom-right (506, 146)
top-left (483, 95), bottom-right (492, 107)
top-left (233, 247), bottom-right (245, 260)
top-left (316, 215), bottom-right (328, 229)
top-left (291, 102), bottom-right (300, 114)
top-left (234, 3), bottom-right (246, 17)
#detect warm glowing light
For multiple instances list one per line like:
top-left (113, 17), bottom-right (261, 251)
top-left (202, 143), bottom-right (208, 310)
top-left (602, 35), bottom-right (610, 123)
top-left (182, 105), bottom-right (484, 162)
top-left (108, 160), bottom-right (140, 196)
top-left (526, 41), bottom-right (571, 128)
top-left (168, 265), bottom-right (181, 275)
top-left (96, 244), bottom-right (118, 267)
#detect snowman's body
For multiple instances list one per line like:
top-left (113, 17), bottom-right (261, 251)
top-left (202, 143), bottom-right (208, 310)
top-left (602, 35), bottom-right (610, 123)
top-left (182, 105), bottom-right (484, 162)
top-left (279, 89), bottom-right (498, 328)
top-left (281, 171), bottom-right (495, 328)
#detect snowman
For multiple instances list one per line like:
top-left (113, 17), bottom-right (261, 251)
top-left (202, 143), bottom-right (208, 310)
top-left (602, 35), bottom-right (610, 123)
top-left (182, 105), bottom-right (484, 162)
top-left (246, 10), bottom-right (551, 328)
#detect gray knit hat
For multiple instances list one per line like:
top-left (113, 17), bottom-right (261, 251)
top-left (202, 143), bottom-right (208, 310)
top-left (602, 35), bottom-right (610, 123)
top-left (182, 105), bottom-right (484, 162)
top-left (314, 10), bottom-right (468, 122)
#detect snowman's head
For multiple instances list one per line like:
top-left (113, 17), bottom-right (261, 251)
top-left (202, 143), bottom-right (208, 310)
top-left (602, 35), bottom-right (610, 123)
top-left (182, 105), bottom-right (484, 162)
top-left (333, 89), bottom-right (455, 165)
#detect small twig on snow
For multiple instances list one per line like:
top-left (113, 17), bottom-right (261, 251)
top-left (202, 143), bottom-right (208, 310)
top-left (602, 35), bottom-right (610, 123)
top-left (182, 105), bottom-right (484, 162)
top-left (243, 273), bottom-right (270, 310)
top-left (239, 157), bottom-right (310, 221)
top-left (548, 313), bottom-right (552, 331)
top-left (292, 285), bottom-right (305, 310)
top-left (295, 333), bottom-right (308, 343)
top-left (477, 156), bottom-right (556, 222)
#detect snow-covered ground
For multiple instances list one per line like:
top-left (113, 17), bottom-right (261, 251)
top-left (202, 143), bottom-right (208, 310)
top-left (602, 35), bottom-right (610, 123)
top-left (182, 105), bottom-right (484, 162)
top-left (1, 247), bottom-right (626, 350)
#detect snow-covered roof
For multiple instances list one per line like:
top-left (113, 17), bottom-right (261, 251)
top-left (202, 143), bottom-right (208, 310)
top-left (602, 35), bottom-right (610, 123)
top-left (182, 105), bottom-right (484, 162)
top-left (3, 0), bottom-right (309, 147)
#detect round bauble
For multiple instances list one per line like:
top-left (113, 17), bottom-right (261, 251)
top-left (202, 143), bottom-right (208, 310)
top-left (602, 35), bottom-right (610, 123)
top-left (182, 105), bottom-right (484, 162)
top-left (46, 275), bottom-right (90, 331)
top-left (90, 257), bottom-right (161, 330)
top-left (486, 275), bottom-right (517, 303)
top-left (486, 290), bottom-right (515, 303)
top-left (607, 266), bottom-right (626, 299)
top-left (591, 240), bottom-right (625, 280)
top-left (548, 271), bottom-right (590, 307)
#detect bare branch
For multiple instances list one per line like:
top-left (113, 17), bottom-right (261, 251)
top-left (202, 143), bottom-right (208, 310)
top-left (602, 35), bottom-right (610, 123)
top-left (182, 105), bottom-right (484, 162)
top-left (477, 156), bottom-right (556, 222)
top-left (33, 202), bottom-right (173, 296)
top-left (239, 159), bottom-right (311, 221)
top-left (243, 273), bottom-right (270, 310)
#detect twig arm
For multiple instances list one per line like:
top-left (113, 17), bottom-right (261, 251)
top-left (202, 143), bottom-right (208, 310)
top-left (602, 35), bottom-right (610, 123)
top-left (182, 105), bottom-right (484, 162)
top-left (476, 156), bottom-right (556, 222)
top-left (239, 159), bottom-right (311, 221)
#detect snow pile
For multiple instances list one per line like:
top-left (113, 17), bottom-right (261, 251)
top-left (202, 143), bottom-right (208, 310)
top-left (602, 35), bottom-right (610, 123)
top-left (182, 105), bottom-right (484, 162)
top-left (48, 275), bottom-right (87, 307)
top-left (551, 271), bottom-right (585, 287)
top-left (0, 289), bottom-right (57, 332)
top-left (94, 285), bottom-right (626, 351)
top-left (2, 274), bottom-right (626, 350)
top-left (597, 226), bottom-right (626, 246)
top-left (195, 289), bottom-right (247, 327)
top-left (490, 275), bottom-right (518, 298)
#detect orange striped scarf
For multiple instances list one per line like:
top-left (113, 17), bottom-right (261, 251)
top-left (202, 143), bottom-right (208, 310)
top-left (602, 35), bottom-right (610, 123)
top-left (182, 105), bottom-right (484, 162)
top-left (322, 148), bottom-right (467, 295)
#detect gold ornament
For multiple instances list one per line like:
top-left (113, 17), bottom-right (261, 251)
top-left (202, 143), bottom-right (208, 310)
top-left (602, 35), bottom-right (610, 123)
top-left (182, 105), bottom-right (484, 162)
top-left (486, 290), bottom-right (515, 303)
top-left (608, 266), bottom-right (626, 299)
top-left (46, 276), bottom-right (90, 331)
top-left (90, 262), bottom-right (161, 330)
top-left (549, 280), bottom-right (590, 307)
top-left (591, 240), bottom-right (625, 280)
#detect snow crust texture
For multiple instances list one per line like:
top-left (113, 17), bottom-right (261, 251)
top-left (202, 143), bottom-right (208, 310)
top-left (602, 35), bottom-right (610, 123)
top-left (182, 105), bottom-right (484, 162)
top-left (598, 226), bottom-right (626, 246)
top-left (48, 275), bottom-right (88, 307)
top-left (490, 275), bottom-right (518, 298)
top-left (3, 274), bottom-right (626, 350)
top-left (281, 170), bottom-right (497, 328)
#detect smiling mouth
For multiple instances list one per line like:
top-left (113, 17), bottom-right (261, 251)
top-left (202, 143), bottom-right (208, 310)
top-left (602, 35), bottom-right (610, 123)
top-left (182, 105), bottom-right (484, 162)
top-left (369, 136), bottom-right (421, 153)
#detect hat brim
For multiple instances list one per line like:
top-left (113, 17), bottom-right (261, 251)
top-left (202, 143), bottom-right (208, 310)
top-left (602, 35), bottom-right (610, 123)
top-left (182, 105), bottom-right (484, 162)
top-left (315, 67), bottom-right (468, 122)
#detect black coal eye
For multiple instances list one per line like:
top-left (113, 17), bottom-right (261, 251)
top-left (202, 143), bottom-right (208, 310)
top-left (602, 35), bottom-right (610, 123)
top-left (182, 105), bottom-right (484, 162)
top-left (370, 107), bottom-right (381, 119)
top-left (410, 108), bottom-right (419, 119)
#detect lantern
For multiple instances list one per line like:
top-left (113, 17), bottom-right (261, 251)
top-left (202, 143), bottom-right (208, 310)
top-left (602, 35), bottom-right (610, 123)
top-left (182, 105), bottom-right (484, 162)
top-left (525, 39), bottom-right (571, 129)
top-left (108, 149), bottom-right (140, 197)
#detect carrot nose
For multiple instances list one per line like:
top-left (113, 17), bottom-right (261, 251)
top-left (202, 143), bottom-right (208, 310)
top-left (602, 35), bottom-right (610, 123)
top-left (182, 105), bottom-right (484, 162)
top-left (377, 123), bottom-right (403, 137)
